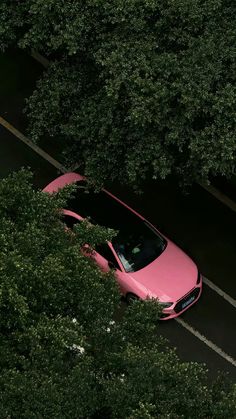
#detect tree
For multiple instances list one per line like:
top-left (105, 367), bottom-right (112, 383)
top-left (0, 169), bottom-right (235, 418)
top-left (1, 1), bottom-right (236, 187)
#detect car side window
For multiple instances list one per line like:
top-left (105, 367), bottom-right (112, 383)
top-left (95, 244), bottom-right (120, 270)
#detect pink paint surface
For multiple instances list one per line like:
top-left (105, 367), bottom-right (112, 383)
top-left (43, 173), bottom-right (202, 319)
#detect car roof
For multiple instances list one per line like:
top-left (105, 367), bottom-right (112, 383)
top-left (66, 181), bottom-right (143, 233)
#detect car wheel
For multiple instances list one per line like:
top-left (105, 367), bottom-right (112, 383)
top-left (126, 293), bottom-right (139, 305)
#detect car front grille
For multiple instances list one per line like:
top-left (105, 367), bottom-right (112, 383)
top-left (174, 287), bottom-right (200, 313)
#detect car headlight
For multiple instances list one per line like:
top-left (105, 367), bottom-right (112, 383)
top-left (196, 271), bottom-right (201, 284)
top-left (160, 302), bottom-right (173, 309)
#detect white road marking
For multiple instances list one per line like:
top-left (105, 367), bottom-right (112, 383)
top-left (203, 276), bottom-right (236, 308)
top-left (28, 48), bottom-right (236, 216)
top-left (0, 116), bottom-right (67, 173)
top-left (198, 181), bottom-right (236, 213)
top-left (1, 116), bottom-right (236, 312)
top-left (1, 113), bottom-right (236, 370)
top-left (176, 317), bottom-right (236, 368)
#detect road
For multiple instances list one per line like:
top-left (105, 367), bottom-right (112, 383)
top-left (0, 49), bottom-right (235, 381)
top-left (110, 180), bottom-right (236, 378)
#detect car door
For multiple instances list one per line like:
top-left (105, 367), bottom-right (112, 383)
top-left (94, 243), bottom-right (131, 295)
top-left (62, 212), bottom-right (130, 295)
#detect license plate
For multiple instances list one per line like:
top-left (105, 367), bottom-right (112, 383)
top-left (182, 295), bottom-right (195, 309)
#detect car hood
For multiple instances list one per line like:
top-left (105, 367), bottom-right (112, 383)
top-left (129, 240), bottom-right (198, 302)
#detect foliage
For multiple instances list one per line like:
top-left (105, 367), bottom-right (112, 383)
top-left (1, 1), bottom-right (236, 186)
top-left (0, 2), bottom-right (27, 51)
top-left (0, 169), bottom-right (235, 417)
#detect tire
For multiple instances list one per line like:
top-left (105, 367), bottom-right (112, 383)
top-left (126, 293), bottom-right (139, 305)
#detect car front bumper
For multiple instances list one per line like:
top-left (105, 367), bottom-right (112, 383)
top-left (160, 278), bottom-right (203, 320)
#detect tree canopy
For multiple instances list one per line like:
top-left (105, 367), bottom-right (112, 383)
top-left (1, 1), bottom-right (236, 187)
top-left (0, 169), bottom-right (235, 418)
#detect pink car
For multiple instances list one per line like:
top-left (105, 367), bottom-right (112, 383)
top-left (43, 172), bottom-right (202, 319)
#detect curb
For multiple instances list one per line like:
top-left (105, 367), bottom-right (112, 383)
top-left (198, 182), bottom-right (236, 213)
top-left (30, 49), bottom-right (50, 68)
top-left (0, 116), bottom-right (67, 173)
top-left (29, 50), bottom-right (236, 214)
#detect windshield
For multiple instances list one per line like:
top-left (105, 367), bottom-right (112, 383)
top-left (113, 221), bottom-right (166, 272)
top-left (66, 181), bottom-right (166, 271)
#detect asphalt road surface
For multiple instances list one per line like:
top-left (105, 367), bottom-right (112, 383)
top-left (0, 49), bottom-right (235, 381)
